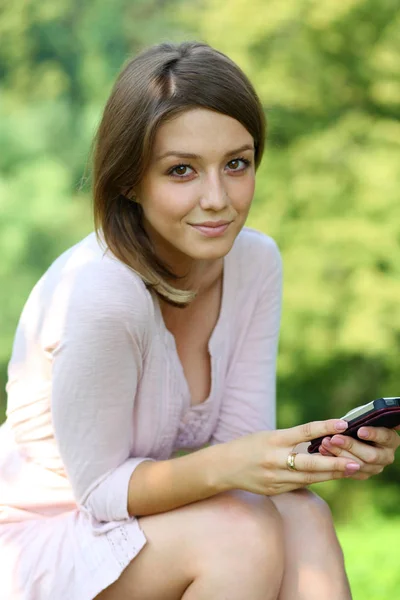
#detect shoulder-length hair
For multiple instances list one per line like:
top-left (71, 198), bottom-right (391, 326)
top-left (93, 40), bottom-right (266, 306)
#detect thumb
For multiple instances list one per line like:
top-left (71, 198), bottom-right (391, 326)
top-left (280, 419), bottom-right (349, 447)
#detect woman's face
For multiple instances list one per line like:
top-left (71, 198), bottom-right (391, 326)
top-left (135, 108), bottom-right (256, 268)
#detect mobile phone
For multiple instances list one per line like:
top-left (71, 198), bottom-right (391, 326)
top-left (308, 397), bottom-right (400, 454)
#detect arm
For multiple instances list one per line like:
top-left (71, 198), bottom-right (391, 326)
top-left (127, 443), bottom-right (230, 516)
top-left (210, 237), bottom-right (282, 443)
top-left (51, 261), bottom-right (155, 523)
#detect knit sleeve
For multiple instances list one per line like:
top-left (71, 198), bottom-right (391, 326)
top-left (50, 258), bottom-right (154, 522)
top-left (210, 236), bottom-right (283, 443)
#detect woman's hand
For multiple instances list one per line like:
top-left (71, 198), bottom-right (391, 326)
top-left (218, 419), bottom-right (362, 496)
top-left (318, 426), bottom-right (400, 480)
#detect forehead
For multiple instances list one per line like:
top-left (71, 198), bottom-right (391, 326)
top-left (153, 108), bottom-right (253, 157)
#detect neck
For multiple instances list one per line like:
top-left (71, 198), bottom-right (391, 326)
top-left (146, 225), bottom-right (223, 295)
top-left (180, 258), bottom-right (223, 296)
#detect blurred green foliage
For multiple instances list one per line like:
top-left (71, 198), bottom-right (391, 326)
top-left (0, 1), bottom-right (399, 592)
top-left (337, 514), bottom-right (400, 598)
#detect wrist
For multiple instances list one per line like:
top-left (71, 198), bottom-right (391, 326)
top-left (202, 441), bottom-right (235, 494)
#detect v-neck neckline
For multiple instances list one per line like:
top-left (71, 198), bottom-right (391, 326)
top-left (152, 253), bottom-right (230, 410)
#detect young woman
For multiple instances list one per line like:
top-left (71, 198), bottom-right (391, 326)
top-left (0, 41), bottom-right (398, 600)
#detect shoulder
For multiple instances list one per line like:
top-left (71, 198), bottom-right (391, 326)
top-left (38, 232), bottom-right (152, 336)
top-left (230, 227), bottom-right (282, 279)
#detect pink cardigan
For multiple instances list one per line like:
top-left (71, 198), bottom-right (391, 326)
top-left (0, 227), bottom-right (282, 600)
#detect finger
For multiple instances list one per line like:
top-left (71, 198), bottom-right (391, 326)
top-left (345, 471), bottom-right (370, 481)
top-left (357, 426), bottom-right (399, 449)
top-left (282, 419), bottom-right (349, 446)
top-left (284, 451), bottom-right (360, 475)
top-left (318, 442), bottom-right (335, 457)
top-left (278, 468), bottom-right (358, 486)
top-left (320, 440), bottom-right (363, 464)
top-left (319, 439), bottom-right (383, 472)
top-left (319, 446), bottom-right (334, 457)
top-left (322, 434), bottom-right (389, 466)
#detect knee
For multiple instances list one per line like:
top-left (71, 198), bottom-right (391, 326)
top-left (276, 489), bottom-right (344, 554)
top-left (292, 489), bottom-right (337, 532)
top-left (199, 490), bottom-right (285, 567)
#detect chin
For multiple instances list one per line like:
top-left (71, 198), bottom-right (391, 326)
top-left (185, 238), bottom-right (235, 261)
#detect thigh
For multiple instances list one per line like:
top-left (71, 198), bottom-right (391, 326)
top-left (96, 490), bottom-right (283, 600)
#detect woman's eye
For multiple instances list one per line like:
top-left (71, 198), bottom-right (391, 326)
top-left (168, 164), bottom-right (194, 178)
top-left (227, 158), bottom-right (250, 172)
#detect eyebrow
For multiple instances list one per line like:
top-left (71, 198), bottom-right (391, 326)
top-left (155, 144), bottom-right (255, 162)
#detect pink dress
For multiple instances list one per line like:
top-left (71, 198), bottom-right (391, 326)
top-left (0, 227), bottom-right (282, 599)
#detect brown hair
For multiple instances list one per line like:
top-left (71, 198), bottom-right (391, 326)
top-left (92, 40), bottom-right (266, 305)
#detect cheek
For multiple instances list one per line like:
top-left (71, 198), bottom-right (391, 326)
top-left (143, 182), bottom-right (196, 223)
top-left (230, 176), bottom-right (255, 211)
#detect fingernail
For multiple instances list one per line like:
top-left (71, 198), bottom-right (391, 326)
top-left (335, 420), bottom-right (348, 431)
top-left (344, 469), bottom-right (360, 477)
top-left (345, 463), bottom-right (360, 476)
top-left (331, 436), bottom-right (345, 446)
top-left (358, 428), bottom-right (369, 439)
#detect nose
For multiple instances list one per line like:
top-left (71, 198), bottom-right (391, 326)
top-left (199, 172), bottom-right (230, 212)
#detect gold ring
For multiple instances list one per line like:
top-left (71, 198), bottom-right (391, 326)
top-left (287, 451), bottom-right (298, 471)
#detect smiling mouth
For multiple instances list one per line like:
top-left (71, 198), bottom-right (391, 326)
top-left (189, 221), bottom-right (232, 238)
top-left (191, 220), bottom-right (231, 227)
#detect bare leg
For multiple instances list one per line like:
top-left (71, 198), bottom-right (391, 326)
top-left (96, 490), bottom-right (284, 600)
top-left (271, 489), bottom-right (352, 600)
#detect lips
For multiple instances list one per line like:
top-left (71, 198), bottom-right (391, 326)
top-left (193, 221), bottom-right (231, 227)
top-left (189, 221), bottom-right (232, 238)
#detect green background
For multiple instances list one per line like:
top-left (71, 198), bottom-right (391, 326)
top-left (1, 0), bottom-right (399, 596)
